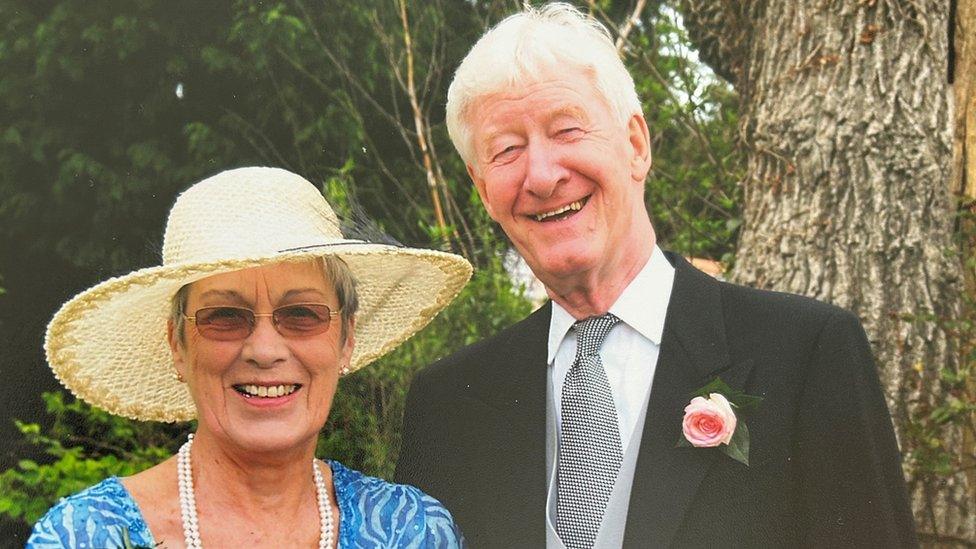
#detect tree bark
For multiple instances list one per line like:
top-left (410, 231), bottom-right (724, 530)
top-left (679, 0), bottom-right (973, 543)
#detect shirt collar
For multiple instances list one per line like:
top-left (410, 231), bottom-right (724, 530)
top-left (546, 245), bottom-right (675, 363)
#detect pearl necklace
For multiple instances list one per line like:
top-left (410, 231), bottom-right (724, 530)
top-left (177, 434), bottom-right (335, 548)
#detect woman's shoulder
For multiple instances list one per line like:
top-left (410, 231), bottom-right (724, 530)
top-left (27, 477), bottom-right (154, 549)
top-left (329, 460), bottom-right (464, 548)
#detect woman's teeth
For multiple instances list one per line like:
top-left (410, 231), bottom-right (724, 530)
top-left (234, 384), bottom-right (299, 398)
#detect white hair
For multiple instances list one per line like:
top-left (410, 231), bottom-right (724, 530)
top-left (445, 2), bottom-right (643, 170)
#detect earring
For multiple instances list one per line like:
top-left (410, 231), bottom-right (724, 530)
top-left (175, 371), bottom-right (185, 383)
top-left (340, 365), bottom-right (351, 376)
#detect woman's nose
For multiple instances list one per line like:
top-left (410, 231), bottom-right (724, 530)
top-left (240, 317), bottom-right (288, 367)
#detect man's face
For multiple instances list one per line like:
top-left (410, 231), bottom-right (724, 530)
top-left (466, 69), bottom-right (652, 287)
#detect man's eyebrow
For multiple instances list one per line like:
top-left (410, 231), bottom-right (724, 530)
top-left (548, 105), bottom-right (588, 123)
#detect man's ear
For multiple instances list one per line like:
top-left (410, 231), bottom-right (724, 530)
top-left (167, 319), bottom-right (186, 379)
top-left (627, 113), bottom-right (652, 182)
top-left (466, 163), bottom-right (495, 218)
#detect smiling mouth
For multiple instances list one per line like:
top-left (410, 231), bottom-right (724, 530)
top-left (233, 384), bottom-right (301, 399)
top-left (532, 196), bottom-right (589, 222)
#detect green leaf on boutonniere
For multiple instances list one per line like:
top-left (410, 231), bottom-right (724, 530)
top-left (723, 421), bottom-right (750, 466)
top-left (691, 376), bottom-right (764, 412)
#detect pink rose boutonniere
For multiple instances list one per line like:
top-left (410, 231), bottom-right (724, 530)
top-left (676, 377), bottom-right (762, 466)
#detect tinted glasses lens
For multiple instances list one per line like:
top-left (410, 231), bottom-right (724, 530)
top-left (194, 307), bottom-right (254, 340)
top-left (273, 304), bottom-right (332, 336)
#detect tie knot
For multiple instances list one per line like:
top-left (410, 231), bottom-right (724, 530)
top-left (573, 313), bottom-right (619, 360)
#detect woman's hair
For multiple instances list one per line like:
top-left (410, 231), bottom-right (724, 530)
top-left (445, 2), bottom-right (642, 170)
top-left (170, 256), bottom-right (359, 344)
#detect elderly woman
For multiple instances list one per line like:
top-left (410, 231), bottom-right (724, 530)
top-left (28, 167), bottom-right (471, 548)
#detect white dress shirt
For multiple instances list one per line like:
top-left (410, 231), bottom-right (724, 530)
top-left (545, 245), bottom-right (675, 548)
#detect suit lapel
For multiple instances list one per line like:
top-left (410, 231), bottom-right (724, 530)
top-left (623, 253), bottom-right (754, 547)
top-left (467, 303), bottom-right (551, 547)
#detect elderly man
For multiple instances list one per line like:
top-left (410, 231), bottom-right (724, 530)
top-left (396, 4), bottom-right (917, 548)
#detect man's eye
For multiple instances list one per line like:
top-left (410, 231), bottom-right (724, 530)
top-left (492, 145), bottom-right (519, 162)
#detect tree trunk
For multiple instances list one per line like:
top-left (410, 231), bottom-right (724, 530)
top-left (679, 0), bottom-right (973, 543)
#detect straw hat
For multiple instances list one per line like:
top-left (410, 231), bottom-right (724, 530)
top-left (45, 167), bottom-right (472, 422)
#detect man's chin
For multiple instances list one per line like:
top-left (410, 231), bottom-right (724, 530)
top-left (528, 254), bottom-right (599, 285)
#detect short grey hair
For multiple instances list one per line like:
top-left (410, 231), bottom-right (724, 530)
top-left (445, 2), bottom-right (642, 170)
top-left (171, 256), bottom-right (359, 344)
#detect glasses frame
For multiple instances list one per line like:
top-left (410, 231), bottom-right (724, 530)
top-left (183, 303), bottom-right (342, 340)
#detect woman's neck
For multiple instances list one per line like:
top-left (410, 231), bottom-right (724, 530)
top-left (189, 430), bottom-right (324, 522)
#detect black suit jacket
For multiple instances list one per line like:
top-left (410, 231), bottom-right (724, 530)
top-left (395, 253), bottom-right (917, 548)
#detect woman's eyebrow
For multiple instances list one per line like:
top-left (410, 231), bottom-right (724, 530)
top-left (197, 289), bottom-right (249, 305)
top-left (281, 288), bottom-right (327, 300)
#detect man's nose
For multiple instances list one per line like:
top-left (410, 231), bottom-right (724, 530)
top-left (523, 142), bottom-right (569, 198)
top-left (241, 317), bottom-right (288, 368)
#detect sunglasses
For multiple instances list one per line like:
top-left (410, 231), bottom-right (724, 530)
top-left (183, 303), bottom-right (341, 341)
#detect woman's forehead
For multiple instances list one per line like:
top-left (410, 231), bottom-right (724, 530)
top-left (188, 260), bottom-right (333, 302)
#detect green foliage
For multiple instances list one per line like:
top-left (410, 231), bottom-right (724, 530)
top-left (902, 206), bottom-right (976, 481)
top-left (630, 5), bottom-right (742, 265)
top-left (0, 392), bottom-right (185, 524)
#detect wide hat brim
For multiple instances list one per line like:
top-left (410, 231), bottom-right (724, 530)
top-left (45, 241), bottom-right (471, 422)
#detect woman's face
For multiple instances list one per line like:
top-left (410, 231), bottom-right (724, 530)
top-left (169, 260), bottom-right (353, 455)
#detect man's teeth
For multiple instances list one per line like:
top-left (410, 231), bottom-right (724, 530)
top-left (534, 200), bottom-right (584, 221)
top-left (236, 384), bottom-right (299, 398)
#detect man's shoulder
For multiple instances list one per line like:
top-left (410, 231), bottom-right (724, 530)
top-left (413, 304), bottom-right (549, 385)
top-left (670, 251), bottom-right (852, 331)
top-left (720, 277), bottom-right (843, 315)
top-left (715, 276), bottom-right (862, 341)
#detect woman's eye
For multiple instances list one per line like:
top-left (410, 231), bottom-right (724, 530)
top-left (281, 306), bottom-right (317, 319)
top-left (557, 127), bottom-right (582, 137)
top-left (211, 307), bottom-right (244, 319)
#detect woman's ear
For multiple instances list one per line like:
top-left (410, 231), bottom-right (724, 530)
top-left (339, 316), bottom-right (356, 375)
top-left (343, 316), bottom-right (356, 358)
top-left (167, 319), bottom-right (187, 381)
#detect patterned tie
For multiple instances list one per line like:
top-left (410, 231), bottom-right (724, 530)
top-left (556, 313), bottom-right (623, 549)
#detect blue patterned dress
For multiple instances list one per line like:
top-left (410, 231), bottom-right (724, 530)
top-left (27, 460), bottom-right (463, 548)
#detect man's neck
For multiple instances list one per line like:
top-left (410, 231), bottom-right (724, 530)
top-left (545, 241), bottom-right (655, 320)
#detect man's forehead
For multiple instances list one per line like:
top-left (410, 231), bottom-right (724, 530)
top-left (473, 93), bottom-right (592, 137)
